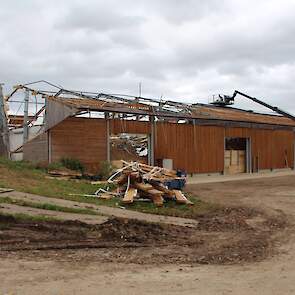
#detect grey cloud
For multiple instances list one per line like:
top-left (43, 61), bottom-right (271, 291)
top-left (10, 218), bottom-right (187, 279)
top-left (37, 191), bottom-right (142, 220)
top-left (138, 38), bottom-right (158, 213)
top-left (137, 0), bottom-right (227, 24)
top-left (1, 0), bottom-right (295, 115)
top-left (58, 2), bottom-right (144, 32)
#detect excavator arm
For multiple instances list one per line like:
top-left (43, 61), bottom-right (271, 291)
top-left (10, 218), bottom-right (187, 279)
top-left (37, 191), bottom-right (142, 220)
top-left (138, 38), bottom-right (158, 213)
top-left (230, 90), bottom-right (295, 121)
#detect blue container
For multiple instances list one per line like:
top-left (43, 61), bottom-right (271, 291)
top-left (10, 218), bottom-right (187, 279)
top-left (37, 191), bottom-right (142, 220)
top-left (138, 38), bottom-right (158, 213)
top-left (165, 178), bottom-right (186, 190)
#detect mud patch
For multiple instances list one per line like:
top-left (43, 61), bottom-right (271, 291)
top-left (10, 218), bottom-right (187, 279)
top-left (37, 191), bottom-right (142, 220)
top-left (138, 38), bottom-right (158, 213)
top-left (0, 207), bottom-right (287, 265)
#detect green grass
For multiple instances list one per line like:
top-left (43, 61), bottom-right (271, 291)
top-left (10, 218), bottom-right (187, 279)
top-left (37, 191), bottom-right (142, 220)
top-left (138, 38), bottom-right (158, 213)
top-left (1, 212), bottom-right (59, 222)
top-left (0, 157), bottom-right (218, 218)
top-left (121, 194), bottom-right (219, 219)
top-left (0, 157), bottom-right (103, 199)
top-left (0, 196), bottom-right (99, 215)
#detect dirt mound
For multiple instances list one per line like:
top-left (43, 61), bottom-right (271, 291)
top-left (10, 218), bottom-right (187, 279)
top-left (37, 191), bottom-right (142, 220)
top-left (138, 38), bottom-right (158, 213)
top-left (197, 207), bottom-right (257, 231)
top-left (98, 218), bottom-right (171, 243)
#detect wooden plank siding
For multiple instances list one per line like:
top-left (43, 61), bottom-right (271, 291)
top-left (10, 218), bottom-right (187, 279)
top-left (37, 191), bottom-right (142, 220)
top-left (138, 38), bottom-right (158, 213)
top-left (154, 123), bottom-right (224, 173)
top-left (251, 129), bottom-right (274, 170)
top-left (225, 127), bottom-right (294, 170)
top-left (47, 117), bottom-right (294, 174)
top-left (271, 130), bottom-right (294, 169)
top-left (23, 132), bottom-right (48, 163)
top-left (50, 117), bottom-right (107, 172)
top-left (110, 119), bottom-right (151, 134)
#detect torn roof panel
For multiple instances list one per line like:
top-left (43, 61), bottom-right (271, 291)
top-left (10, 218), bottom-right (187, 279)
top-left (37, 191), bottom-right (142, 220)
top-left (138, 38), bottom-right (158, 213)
top-left (6, 82), bottom-right (295, 127)
top-left (50, 96), bottom-right (295, 127)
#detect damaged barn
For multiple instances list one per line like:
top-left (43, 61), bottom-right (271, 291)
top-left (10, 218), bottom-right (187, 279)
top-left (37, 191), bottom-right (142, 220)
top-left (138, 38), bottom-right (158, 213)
top-left (1, 81), bottom-right (295, 176)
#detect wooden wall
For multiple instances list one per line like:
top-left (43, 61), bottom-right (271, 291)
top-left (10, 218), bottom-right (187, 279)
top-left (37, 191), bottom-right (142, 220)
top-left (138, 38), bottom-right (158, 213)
top-left (110, 119), bottom-right (151, 134)
top-left (154, 123), bottom-right (224, 173)
top-left (225, 127), bottom-right (294, 171)
top-left (50, 117), bottom-right (107, 172)
top-left (272, 130), bottom-right (294, 169)
top-left (48, 117), bottom-right (294, 174)
top-left (23, 132), bottom-right (48, 163)
top-left (111, 121), bottom-right (294, 173)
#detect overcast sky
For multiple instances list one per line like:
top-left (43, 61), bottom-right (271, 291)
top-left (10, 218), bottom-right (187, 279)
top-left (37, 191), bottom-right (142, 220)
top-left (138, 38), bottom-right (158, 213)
top-left (1, 0), bottom-right (295, 114)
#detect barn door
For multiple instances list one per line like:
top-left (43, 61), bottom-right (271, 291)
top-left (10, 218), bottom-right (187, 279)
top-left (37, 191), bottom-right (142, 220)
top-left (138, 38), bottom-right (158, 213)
top-left (224, 137), bottom-right (247, 174)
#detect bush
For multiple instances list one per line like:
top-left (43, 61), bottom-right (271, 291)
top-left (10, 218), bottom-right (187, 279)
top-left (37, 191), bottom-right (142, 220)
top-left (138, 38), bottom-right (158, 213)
top-left (60, 158), bottom-right (85, 173)
top-left (97, 161), bottom-right (114, 180)
top-left (47, 158), bottom-right (85, 173)
top-left (34, 161), bottom-right (50, 170)
top-left (47, 161), bottom-right (64, 171)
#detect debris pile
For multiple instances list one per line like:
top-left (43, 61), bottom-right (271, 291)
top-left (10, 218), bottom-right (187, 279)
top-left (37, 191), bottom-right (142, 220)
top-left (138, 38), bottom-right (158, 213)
top-left (110, 134), bottom-right (148, 163)
top-left (103, 161), bottom-right (192, 207)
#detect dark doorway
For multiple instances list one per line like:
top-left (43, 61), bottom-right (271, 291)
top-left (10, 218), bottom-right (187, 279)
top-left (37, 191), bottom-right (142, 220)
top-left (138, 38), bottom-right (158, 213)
top-left (225, 137), bottom-right (246, 150)
top-left (224, 137), bottom-right (247, 174)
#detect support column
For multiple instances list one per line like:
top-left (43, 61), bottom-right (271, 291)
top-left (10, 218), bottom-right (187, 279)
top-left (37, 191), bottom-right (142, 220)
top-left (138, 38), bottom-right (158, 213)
top-left (23, 89), bottom-right (29, 143)
top-left (105, 112), bottom-right (111, 162)
top-left (246, 137), bottom-right (252, 173)
top-left (150, 116), bottom-right (155, 166)
top-left (43, 95), bottom-right (47, 125)
top-left (0, 83), bottom-right (10, 157)
top-left (48, 130), bottom-right (52, 164)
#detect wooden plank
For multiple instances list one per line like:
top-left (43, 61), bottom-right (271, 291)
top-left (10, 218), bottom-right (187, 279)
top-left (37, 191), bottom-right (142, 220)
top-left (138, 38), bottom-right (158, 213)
top-left (146, 189), bottom-right (164, 196)
top-left (149, 194), bottom-right (164, 207)
top-left (123, 188), bottom-right (137, 204)
top-left (133, 182), bottom-right (154, 192)
top-left (172, 190), bottom-right (193, 205)
top-left (0, 188), bottom-right (14, 193)
top-left (99, 193), bottom-right (113, 200)
top-left (150, 182), bottom-right (175, 198)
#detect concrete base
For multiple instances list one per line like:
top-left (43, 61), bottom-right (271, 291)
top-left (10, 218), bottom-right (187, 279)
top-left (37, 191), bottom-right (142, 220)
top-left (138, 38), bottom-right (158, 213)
top-left (187, 169), bottom-right (295, 185)
top-left (256, 169), bottom-right (272, 173)
top-left (272, 168), bottom-right (292, 172)
top-left (189, 172), bottom-right (222, 177)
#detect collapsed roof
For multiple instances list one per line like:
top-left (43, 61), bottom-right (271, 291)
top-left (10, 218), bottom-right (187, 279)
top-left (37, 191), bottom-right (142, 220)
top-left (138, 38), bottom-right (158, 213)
top-left (6, 80), bottom-right (295, 129)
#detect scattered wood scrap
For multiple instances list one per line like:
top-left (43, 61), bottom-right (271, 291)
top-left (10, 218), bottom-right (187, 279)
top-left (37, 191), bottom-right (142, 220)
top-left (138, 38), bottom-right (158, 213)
top-left (123, 188), bottom-right (137, 204)
top-left (0, 188), bottom-right (14, 194)
top-left (96, 161), bottom-right (192, 207)
top-left (47, 168), bottom-right (82, 179)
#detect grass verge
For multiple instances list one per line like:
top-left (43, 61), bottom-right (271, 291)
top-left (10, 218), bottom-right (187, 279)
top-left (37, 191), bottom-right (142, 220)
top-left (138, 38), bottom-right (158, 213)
top-left (0, 157), bottom-right (99, 198)
top-left (0, 157), bottom-right (218, 218)
top-left (0, 212), bottom-right (59, 223)
top-left (121, 195), bottom-right (220, 219)
top-left (0, 196), bottom-right (100, 215)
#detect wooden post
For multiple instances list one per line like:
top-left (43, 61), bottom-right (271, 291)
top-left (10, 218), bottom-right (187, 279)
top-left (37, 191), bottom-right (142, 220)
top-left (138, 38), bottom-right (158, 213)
top-left (150, 116), bottom-right (155, 166)
top-left (105, 112), bottom-right (110, 162)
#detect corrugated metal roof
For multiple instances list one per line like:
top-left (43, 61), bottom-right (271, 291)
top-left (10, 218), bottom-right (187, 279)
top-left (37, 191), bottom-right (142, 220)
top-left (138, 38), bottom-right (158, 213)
top-left (51, 96), bottom-right (295, 127)
top-left (191, 105), bottom-right (295, 126)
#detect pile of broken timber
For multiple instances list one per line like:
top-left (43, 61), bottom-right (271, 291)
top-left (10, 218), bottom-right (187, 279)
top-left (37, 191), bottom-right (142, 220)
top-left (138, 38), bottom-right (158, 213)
top-left (106, 161), bottom-right (193, 207)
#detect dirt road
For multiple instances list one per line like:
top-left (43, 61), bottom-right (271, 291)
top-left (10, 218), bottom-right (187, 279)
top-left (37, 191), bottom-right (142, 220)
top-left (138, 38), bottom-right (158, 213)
top-left (1, 175), bottom-right (295, 294)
